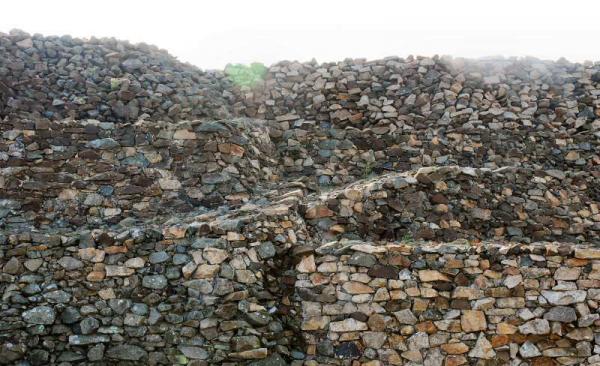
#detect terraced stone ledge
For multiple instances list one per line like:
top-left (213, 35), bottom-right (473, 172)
top-left (0, 118), bottom-right (279, 230)
top-left (305, 166), bottom-right (600, 244)
top-left (2, 29), bottom-right (600, 366)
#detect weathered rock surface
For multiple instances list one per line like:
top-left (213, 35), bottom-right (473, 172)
top-left (296, 241), bottom-right (600, 365)
top-left (1, 29), bottom-right (600, 366)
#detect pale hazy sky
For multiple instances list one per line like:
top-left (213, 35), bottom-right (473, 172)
top-left (4, 0), bottom-right (600, 70)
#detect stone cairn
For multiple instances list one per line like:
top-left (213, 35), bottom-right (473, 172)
top-left (1, 29), bottom-right (600, 365)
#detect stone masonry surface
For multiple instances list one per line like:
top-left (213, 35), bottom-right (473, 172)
top-left (296, 241), bottom-right (600, 366)
top-left (0, 29), bottom-right (600, 365)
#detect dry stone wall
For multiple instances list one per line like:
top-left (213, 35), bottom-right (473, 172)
top-left (0, 187), bottom-right (308, 365)
top-left (0, 118), bottom-right (279, 231)
top-left (1, 30), bottom-right (600, 365)
top-left (265, 117), bottom-right (599, 187)
top-left (294, 241), bottom-right (600, 366)
top-left (304, 166), bottom-right (600, 244)
top-left (236, 57), bottom-right (600, 186)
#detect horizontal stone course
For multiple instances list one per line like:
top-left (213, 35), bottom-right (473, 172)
top-left (0, 118), bottom-right (279, 230)
top-left (305, 166), bottom-right (600, 244)
top-left (295, 241), bottom-right (600, 365)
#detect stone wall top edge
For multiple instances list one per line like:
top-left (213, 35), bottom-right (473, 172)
top-left (317, 239), bottom-right (600, 257)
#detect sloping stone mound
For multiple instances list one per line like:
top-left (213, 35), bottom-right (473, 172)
top-left (234, 57), bottom-right (600, 131)
top-left (0, 118), bottom-right (280, 231)
top-left (0, 30), bottom-right (232, 122)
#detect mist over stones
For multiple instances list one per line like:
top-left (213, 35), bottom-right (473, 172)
top-left (231, 56), bottom-right (600, 187)
top-left (1, 29), bottom-right (600, 365)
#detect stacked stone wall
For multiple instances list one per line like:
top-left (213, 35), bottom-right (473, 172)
top-left (0, 118), bottom-right (279, 231)
top-left (1, 29), bottom-right (600, 365)
top-left (294, 241), bottom-right (600, 365)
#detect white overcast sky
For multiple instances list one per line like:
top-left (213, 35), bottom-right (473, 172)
top-left (4, 0), bottom-right (600, 70)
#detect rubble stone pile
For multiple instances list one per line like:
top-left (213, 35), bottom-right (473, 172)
top-left (1, 30), bottom-right (600, 365)
top-left (0, 30), bottom-right (233, 122)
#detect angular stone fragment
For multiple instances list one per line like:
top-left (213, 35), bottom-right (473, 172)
top-left (105, 265), bottom-right (134, 277)
top-left (183, 279), bottom-right (213, 293)
top-left (574, 248), bottom-right (600, 259)
top-left (69, 335), bottom-right (110, 345)
top-left (173, 129), bottom-right (196, 140)
top-left (301, 316), bottom-right (330, 330)
top-left (342, 281), bottom-right (374, 294)
top-left (178, 346), bottom-right (208, 359)
top-left (471, 208), bottom-right (492, 220)
top-left (504, 274), bottom-right (522, 289)
top-left (3, 257), bottom-right (22, 274)
top-left (24, 258), bottom-right (43, 272)
top-left (394, 309), bottom-right (418, 325)
top-left (519, 341), bottom-right (541, 358)
top-left (461, 310), bottom-right (487, 332)
top-left (348, 252), bottom-right (377, 267)
top-left (305, 204), bottom-right (334, 219)
top-left (158, 178), bottom-right (181, 190)
top-left (58, 256), bottom-right (84, 270)
top-left (142, 275), bottom-right (168, 289)
top-left (496, 297), bottom-right (525, 308)
top-left (257, 242), bottom-right (276, 259)
top-left (22, 306), bottom-right (55, 325)
top-left (407, 332), bottom-right (429, 350)
top-left (418, 270), bottom-right (450, 282)
top-left (87, 138), bottom-right (120, 149)
top-left (361, 331), bottom-right (387, 348)
top-left (330, 318), bottom-right (368, 332)
top-left (367, 264), bottom-right (399, 279)
top-left (78, 248), bottom-right (105, 263)
top-left (297, 255), bottom-right (316, 273)
top-left (468, 333), bottom-right (495, 359)
top-left (106, 345), bottom-right (147, 361)
top-left (194, 264), bottom-right (220, 278)
top-left (553, 267), bottom-right (581, 280)
top-left (519, 319), bottom-right (550, 335)
top-left (541, 290), bottom-right (587, 305)
top-left (229, 348), bottom-right (268, 359)
top-left (148, 251), bottom-right (169, 264)
top-left (43, 290), bottom-right (71, 303)
top-left (125, 257), bottom-right (145, 268)
top-left (544, 306), bottom-right (577, 323)
top-left (441, 342), bottom-right (469, 354)
top-left (203, 248), bottom-right (229, 264)
top-left (566, 327), bottom-right (593, 341)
